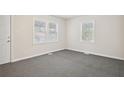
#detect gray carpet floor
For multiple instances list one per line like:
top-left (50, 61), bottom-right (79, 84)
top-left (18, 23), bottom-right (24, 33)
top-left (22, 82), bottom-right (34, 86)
top-left (0, 49), bottom-right (124, 77)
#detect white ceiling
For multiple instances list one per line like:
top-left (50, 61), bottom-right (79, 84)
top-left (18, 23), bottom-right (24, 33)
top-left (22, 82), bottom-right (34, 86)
top-left (54, 15), bottom-right (79, 19)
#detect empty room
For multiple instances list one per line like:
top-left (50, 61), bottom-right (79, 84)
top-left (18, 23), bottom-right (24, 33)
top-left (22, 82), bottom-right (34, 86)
top-left (0, 15), bottom-right (124, 77)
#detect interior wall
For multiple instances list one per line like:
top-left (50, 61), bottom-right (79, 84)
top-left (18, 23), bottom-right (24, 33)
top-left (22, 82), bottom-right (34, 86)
top-left (67, 15), bottom-right (124, 60)
top-left (11, 15), bottom-right (66, 62)
top-left (11, 15), bottom-right (124, 62)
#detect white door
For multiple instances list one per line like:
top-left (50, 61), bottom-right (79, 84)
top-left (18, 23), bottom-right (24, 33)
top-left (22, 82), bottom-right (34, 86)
top-left (0, 16), bottom-right (10, 65)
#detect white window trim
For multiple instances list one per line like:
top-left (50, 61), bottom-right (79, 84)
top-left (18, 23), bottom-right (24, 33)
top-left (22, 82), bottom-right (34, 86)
top-left (80, 20), bottom-right (95, 43)
top-left (47, 21), bottom-right (59, 43)
top-left (33, 19), bottom-right (47, 45)
top-left (33, 18), bottom-right (59, 45)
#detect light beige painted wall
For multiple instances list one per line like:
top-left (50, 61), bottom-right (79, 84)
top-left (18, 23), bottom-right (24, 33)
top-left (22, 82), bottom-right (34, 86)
top-left (11, 15), bottom-right (66, 62)
top-left (67, 15), bottom-right (124, 60)
top-left (11, 15), bottom-right (124, 62)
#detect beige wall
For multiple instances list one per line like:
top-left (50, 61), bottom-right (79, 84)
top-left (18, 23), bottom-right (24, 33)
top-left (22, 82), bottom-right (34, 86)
top-left (11, 15), bottom-right (124, 62)
top-left (67, 15), bottom-right (124, 60)
top-left (11, 15), bottom-right (66, 62)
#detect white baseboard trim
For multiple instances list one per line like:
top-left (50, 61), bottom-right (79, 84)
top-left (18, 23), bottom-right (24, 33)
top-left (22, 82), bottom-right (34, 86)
top-left (11, 48), bottom-right (65, 62)
top-left (67, 48), bottom-right (124, 61)
top-left (11, 48), bottom-right (124, 62)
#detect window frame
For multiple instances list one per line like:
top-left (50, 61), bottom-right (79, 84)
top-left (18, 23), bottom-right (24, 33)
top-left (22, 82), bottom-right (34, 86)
top-left (33, 19), bottom-right (47, 44)
top-left (80, 20), bottom-right (95, 43)
top-left (47, 22), bottom-right (58, 43)
top-left (33, 18), bottom-right (58, 45)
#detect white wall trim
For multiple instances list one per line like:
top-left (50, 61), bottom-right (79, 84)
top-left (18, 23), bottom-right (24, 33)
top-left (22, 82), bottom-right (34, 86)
top-left (11, 48), bottom-right (124, 63)
top-left (67, 48), bottom-right (124, 61)
top-left (11, 48), bottom-right (65, 62)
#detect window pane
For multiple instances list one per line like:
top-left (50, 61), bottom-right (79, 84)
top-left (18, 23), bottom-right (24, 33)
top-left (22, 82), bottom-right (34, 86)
top-left (33, 20), bottom-right (46, 44)
top-left (82, 21), bottom-right (94, 42)
top-left (48, 22), bottom-right (57, 41)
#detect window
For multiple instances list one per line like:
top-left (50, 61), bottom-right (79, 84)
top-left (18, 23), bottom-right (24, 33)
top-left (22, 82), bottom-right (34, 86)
top-left (81, 21), bottom-right (95, 42)
top-left (48, 22), bottom-right (58, 42)
top-left (33, 20), bottom-right (47, 44)
top-left (33, 19), bottom-right (58, 44)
